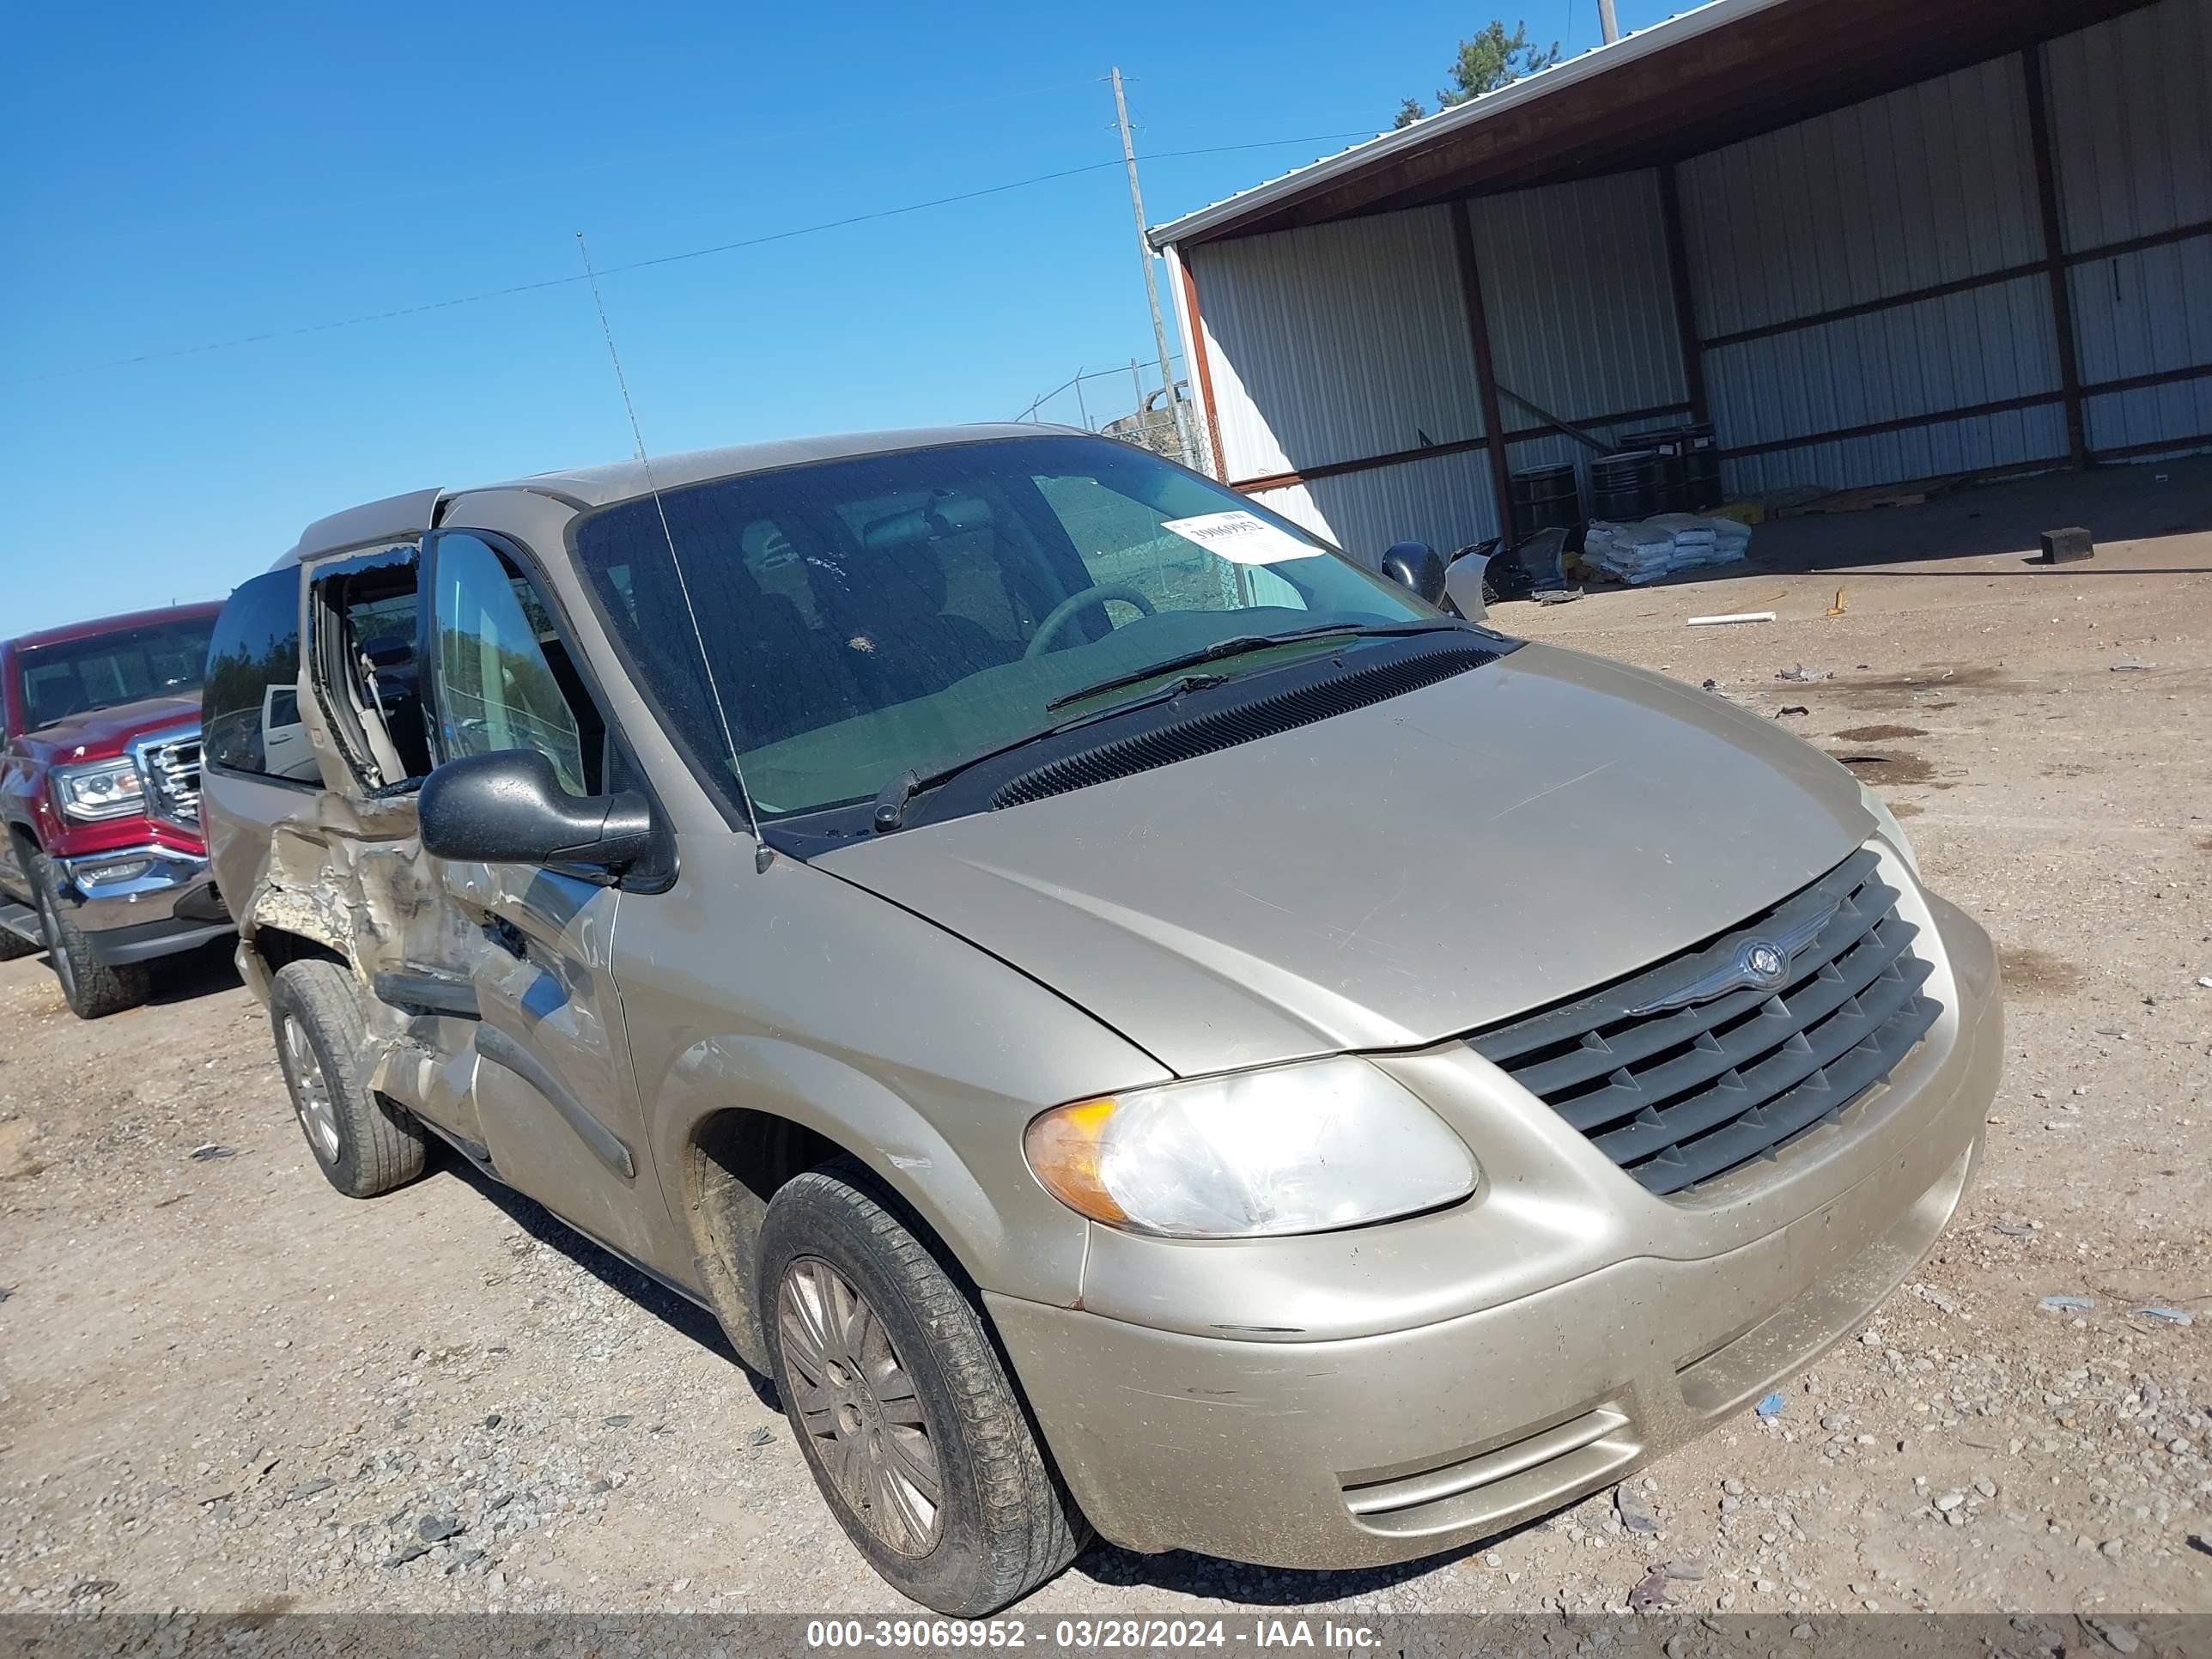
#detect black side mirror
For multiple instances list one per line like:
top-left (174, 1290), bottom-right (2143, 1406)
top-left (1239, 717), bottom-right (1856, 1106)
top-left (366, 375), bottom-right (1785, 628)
top-left (419, 748), bottom-right (659, 872)
top-left (1380, 541), bottom-right (1448, 606)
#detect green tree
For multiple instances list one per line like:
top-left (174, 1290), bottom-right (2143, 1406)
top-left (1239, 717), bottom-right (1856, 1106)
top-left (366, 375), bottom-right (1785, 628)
top-left (1396, 19), bottom-right (1562, 125)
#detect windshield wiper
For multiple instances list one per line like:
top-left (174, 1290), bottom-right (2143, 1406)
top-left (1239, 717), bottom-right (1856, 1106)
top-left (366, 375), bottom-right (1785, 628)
top-left (871, 672), bottom-right (1228, 832)
top-left (869, 621), bottom-right (1462, 832)
top-left (1042, 619), bottom-right (1456, 713)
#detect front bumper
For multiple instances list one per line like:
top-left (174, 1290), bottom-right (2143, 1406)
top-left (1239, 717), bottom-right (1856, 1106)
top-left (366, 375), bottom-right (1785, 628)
top-left (58, 845), bottom-right (232, 964)
top-left (991, 878), bottom-right (2001, 1568)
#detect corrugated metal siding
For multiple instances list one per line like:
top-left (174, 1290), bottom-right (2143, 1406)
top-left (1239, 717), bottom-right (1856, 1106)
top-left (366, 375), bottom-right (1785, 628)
top-left (2045, 0), bottom-right (2212, 252)
top-left (1174, 0), bottom-right (2211, 521)
top-left (1678, 55), bottom-right (2043, 339)
top-left (1675, 49), bottom-right (2074, 493)
top-left (1470, 170), bottom-right (1686, 428)
top-left (2084, 381), bottom-right (2212, 455)
top-left (2047, 0), bottom-right (2212, 456)
top-left (1247, 451), bottom-right (1501, 564)
top-left (1723, 410), bottom-right (2072, 498)
top-left (1707, 275), bottom-right (2063, 492)
top-left (1188, 207), bottom-right (1480, 483)
top-left (2069, 238), bottom-right (2212, 385)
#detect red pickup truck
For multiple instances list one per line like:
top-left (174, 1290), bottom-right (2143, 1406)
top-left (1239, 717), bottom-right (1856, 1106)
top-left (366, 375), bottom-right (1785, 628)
top-left (0, 602), bottom-right (234, 1018)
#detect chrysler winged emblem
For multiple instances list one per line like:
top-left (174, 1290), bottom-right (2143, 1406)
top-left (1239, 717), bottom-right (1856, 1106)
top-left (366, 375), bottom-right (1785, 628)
top-left (1626, 903), bottom-right (1839, 1017)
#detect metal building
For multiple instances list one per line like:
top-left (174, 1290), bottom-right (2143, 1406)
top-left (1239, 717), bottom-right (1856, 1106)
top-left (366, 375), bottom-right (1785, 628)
top-left (1149, 0), bottom-right (2212, 561)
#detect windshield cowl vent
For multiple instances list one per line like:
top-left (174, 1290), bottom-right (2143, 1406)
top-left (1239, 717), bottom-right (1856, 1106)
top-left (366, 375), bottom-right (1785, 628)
top-left (990, 640), bottom-right (1500, 811)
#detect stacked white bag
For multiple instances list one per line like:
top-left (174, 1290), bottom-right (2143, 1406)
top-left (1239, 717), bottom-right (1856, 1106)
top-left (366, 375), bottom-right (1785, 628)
top-left (1582, 514), bottom-right (1753, 585)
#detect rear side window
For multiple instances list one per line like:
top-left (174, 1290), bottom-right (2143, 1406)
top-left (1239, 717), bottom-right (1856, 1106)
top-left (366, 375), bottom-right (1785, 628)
top-left (204, 569), bottom-right (319, 782)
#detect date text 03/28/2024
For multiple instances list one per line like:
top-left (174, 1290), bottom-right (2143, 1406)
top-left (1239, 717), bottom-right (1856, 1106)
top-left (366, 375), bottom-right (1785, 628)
top-left (805, 1618), bottom-right (1379, 1650)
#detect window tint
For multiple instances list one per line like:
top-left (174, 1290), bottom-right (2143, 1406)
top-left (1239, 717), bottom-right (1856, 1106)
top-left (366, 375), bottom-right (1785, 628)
top-left (572, 435), bottom-right (1429, 820)
top-left (740, 520), bottom-right (818, 623)
top-left (428, 533), bottom-right (602, 795)
top-left (1032, 472), bottom-right (1256, 614)
top-left (205, 570), bottom-right (318, 781)
top-left (15, 617), bottom-right (218, 731)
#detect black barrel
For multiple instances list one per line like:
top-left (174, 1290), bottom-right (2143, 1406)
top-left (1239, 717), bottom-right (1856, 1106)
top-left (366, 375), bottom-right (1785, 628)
top-left (1678, 421), bottom-right (1723, 510)
top-left (1590, 450), bottom-right (1660, 521)
top-left (1509, 462), bottom-right (1581, 532)
top-left (1624, 428), bottom-right (1694, 514)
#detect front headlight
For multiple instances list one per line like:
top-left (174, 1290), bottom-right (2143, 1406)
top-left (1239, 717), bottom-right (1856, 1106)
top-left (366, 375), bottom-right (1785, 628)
top-left (1024, 1056), bottom-right (1478, 1239)
top-left (1858, 781), bottom-right (1922, 881)
top-left (53, 757), bottom-right (146, 822)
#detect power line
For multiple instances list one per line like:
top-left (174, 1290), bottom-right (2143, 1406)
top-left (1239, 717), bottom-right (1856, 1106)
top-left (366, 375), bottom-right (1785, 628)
top-left (133, 79), bottom-right (1115, 240)
top-left (9, 132), bottom-right (1377, 387)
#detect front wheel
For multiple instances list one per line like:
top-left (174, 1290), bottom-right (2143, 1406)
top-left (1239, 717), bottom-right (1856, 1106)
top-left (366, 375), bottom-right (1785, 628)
top-left (758, 1158), bottom-right (1088, 1613)
top-left (29, 852), bottom-right (149, 1019)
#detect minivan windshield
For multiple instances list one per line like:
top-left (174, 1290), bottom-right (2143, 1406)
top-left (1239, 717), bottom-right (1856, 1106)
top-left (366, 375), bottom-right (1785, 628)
top-left (15, 617), bottom-right (219, 731)
top-left (573, 435), bottom-right (1438, 818)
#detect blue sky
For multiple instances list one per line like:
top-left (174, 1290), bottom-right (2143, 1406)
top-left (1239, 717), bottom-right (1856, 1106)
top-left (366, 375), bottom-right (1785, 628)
top-left (3, 0), bottom-right (1674, 634)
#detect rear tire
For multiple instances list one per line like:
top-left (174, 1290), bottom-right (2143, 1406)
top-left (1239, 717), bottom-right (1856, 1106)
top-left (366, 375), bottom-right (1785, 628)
top-left (758, 1157), bottom-right (1087, 1614)
top-left (29, 852), bottom-right (149, 1019)
top-left (0, 912), bottom-right (37, 961)
top-left (269, 958), bottom-right (428, 1197)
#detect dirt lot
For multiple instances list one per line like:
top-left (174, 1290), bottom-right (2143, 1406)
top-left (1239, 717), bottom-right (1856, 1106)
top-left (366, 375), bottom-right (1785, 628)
top-left (3, 465), bottom-right (2209, 1622)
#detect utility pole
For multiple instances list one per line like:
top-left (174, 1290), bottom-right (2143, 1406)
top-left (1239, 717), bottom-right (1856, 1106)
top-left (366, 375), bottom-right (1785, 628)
top-left (1597, 0), bottom-right (1620, 44)
top-left (1110, 67), bottom-right (1196, 470)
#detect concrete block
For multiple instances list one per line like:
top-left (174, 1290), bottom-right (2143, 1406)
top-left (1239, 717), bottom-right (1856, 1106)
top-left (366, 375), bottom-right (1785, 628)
top-left (2040, 527), bottom-right (2094, 563)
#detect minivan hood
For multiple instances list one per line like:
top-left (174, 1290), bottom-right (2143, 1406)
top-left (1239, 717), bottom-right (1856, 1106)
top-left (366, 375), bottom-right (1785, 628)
top-left (817, 643), bottom-right (1873, 1078)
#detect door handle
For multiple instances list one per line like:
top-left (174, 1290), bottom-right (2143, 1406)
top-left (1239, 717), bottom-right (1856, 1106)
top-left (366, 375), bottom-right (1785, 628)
top-left (484, 916), bottom-right (527, 959)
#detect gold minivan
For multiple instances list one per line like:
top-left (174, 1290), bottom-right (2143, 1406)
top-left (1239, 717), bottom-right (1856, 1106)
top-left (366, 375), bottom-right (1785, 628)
top-left (202, 427), bottom-right (2000, 1613)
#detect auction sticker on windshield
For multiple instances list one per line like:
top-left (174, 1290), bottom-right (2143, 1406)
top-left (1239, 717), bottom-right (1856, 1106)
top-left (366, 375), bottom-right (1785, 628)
top-left (1160, 511), bottom-right (1324, 565)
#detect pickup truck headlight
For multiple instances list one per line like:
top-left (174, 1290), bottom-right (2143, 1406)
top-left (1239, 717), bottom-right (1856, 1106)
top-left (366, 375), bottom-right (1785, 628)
top-left (53, 757), bottom-right (146, 822)
top-left (1024, 1056), bottom-right (1478, 1239)
top-left (1859, 781), bottom-right (1922, 881)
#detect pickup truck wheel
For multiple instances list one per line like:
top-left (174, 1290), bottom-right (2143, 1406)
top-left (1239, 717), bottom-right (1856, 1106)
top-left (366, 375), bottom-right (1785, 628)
top-left (758, 1157), bottom-right (1088, 1614)
top-left (0, 914), bottom-right (37, 961)
top-left (269, 958), bottom-right (428, 1198)
top-left (28, 852), bottom-right (149, 1019)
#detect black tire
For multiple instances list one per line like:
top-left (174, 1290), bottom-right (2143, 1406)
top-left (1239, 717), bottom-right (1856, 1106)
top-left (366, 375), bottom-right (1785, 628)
top-left (269, 958), bottom-right (428, 1198)
top-left (758, 1157), bottom-right (1088, 1614)
top-left (0, 911), bottom-right (37, 961)
top-left (28, 851), bottom-right (149, 1019)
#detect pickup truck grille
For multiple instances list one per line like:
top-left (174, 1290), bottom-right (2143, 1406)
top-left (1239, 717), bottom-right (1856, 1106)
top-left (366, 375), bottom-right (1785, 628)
top-left (142, 734), bottom-right (204, 827)
top-left (1468, 848), bottom-right (1940, 1198)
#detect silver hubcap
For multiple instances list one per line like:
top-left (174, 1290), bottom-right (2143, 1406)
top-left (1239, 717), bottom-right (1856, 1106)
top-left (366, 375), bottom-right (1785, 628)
top-left (777, 1255), bottom-right (941, 1556)
top-left (283, 1015), bottom-right (341, 1163)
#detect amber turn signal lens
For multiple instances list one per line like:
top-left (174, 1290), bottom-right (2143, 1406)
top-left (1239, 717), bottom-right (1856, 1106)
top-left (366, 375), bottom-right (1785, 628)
top-left (1022, 1097), bottom-right (1129, 1226)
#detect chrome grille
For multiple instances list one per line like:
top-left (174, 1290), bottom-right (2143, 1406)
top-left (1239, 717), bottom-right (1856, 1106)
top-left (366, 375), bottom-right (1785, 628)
top-left (141, 734), bottom-right (204, 826)
top-left (1469, 848), bottom-right (1940, 1198)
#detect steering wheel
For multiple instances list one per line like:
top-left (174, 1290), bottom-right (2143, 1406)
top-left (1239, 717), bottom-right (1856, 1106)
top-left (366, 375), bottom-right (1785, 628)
top-left (1024, 584), bottom-right (1157, 659)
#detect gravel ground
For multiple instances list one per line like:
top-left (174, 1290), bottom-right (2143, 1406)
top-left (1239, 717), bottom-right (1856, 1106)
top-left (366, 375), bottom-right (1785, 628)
top-left (2, 467), bottom-right (2209, 1621)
